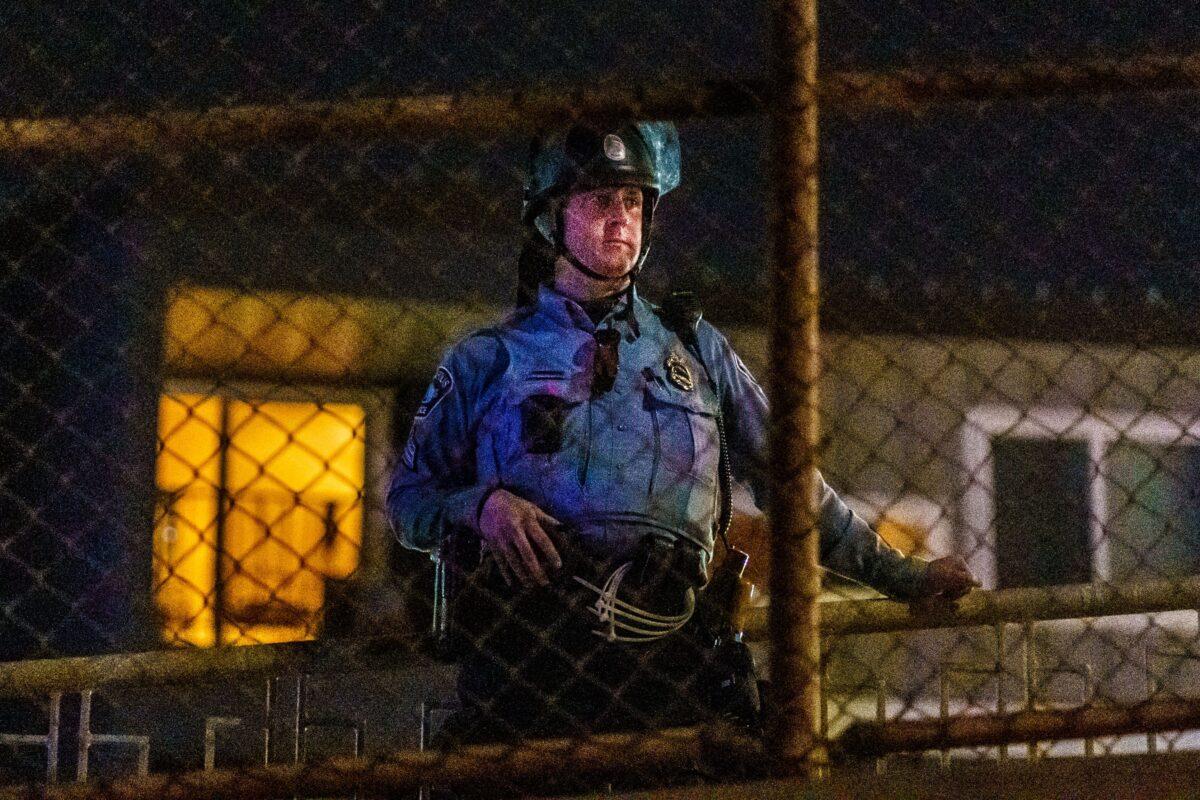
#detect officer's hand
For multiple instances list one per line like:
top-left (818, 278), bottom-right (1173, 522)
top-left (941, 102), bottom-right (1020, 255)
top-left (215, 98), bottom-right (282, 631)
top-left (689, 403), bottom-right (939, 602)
top-left (918, 556), bottom-right (979, 601)
top-left (478, 489), bottom-right (563, 587)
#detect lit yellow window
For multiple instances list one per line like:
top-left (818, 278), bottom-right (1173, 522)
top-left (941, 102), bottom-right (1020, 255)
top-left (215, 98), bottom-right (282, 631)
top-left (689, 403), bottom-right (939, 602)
top-left (875, 517), bottom-right (926, 557)
top-left (154, 393), bottom-right (365, 647)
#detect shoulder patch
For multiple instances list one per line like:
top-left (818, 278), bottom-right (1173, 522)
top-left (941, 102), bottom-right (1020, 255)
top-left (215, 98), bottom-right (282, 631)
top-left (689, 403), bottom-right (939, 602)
top-left (415, 366), bottom-right (454, 419)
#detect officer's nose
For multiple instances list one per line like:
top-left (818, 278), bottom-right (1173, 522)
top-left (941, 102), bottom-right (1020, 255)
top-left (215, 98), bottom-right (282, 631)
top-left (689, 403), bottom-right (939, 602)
top-left (607, 203), bottom-right (635, 228)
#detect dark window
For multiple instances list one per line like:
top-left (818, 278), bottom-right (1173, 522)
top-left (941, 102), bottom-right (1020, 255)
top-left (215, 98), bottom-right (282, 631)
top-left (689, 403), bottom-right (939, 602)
top-left (993, 438), bottom-right (1092, 588)
top-left (1106, 441), bottom-right (1200, 582)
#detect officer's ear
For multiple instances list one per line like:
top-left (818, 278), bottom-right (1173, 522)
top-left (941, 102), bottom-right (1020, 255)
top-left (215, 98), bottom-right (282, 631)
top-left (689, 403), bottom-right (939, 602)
top-left (533, 197), bottom-right (566, 248)
top-left (552, 196), bottom-right (569, 243)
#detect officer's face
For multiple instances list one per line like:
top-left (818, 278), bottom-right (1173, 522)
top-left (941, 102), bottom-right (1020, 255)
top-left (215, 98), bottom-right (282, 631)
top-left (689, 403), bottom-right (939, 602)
top-left (561, 185), bottom-right (643, 278)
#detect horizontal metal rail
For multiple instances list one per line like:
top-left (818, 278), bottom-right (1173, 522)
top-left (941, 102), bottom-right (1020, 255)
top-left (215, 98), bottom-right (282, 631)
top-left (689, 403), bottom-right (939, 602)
top-left (4, 52), bottom-right (1200, 154)
top-left (841, 697), bottom-right (1200, 757)
top-left (469, 753), bottom-right (1200, 800)
top-left (4, 704), bottom-right (1200, 799)
top-left (0, 636), bottom-right (434, 699)
top-left (0, 575), bottom-right (1190, 700)
top-left (2, 576), bottom-right (1198, 697)
top-left (745, 574), bottom-right (1200, 638)
top-left (0, 725), bottom-right (761, 800)
top-left (0, 81), bottom-right (764, 155)
top-left (826, 51), bottom-right (1200, 111)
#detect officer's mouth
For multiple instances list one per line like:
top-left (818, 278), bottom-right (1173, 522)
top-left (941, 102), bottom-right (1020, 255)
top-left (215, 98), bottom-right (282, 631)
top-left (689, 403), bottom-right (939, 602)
top-left (604, 239), bottom-right (634, 250)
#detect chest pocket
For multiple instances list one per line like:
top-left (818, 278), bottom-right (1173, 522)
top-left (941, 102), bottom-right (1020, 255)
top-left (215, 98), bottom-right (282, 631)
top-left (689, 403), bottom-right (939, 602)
top-left (643, 379), bottom-right (720, 493)
top-left (520, 393), bottom-right (575, 453)
top-left (509, 375), bottom-right (589, 457)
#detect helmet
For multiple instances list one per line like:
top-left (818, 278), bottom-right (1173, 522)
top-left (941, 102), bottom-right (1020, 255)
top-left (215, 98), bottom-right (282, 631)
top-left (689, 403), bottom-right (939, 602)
top-left (522, 121), bottom-right (681, 274)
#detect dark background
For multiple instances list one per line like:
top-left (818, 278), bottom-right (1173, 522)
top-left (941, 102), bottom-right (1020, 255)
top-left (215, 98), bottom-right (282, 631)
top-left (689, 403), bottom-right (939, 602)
top-left (2, 0), bottom-right (1198, 659)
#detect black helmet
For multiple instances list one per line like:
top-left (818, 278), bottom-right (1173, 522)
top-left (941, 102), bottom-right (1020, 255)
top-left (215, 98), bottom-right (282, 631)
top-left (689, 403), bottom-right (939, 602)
top-left (523, 121), bottom-right (681, 274)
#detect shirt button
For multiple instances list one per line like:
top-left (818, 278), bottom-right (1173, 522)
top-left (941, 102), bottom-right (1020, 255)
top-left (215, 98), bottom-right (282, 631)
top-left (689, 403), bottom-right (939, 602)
top-left (617, 424), bottom-right (627, 431)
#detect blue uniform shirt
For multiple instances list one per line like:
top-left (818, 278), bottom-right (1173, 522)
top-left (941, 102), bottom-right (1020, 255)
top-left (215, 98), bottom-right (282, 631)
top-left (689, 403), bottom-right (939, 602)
top-left (388, 284), bottom-right (928, 599)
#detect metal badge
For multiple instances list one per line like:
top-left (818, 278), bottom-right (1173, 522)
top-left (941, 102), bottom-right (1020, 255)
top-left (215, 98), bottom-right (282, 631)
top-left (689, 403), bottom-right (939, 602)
top-left (603, 133), bottom-right (626, 161)
top-left (665, 353), bottom-right (694, 392)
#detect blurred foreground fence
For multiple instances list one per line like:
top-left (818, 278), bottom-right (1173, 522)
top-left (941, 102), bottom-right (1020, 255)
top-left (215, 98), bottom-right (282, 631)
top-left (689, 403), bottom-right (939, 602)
top-left (6, 1), bottom-right (1200, 796)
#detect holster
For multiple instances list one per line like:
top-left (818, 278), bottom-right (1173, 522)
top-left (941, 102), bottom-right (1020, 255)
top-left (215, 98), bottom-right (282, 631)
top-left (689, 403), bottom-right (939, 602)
top-left (430, 526), bottom-right (707, 660)
top-left (430, 524), bottom-right (591, 662)
top-left (431, 527), bottom-right (762, 743)
top-left (698, 636), bottom-right (762, 731)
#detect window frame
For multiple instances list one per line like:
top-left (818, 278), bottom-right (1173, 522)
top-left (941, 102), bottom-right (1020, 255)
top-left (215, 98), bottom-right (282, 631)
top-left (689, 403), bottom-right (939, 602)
top-left (154, 378), bottom-right (393, 645)
top-left (960, 403), bottom-right (1200, 591)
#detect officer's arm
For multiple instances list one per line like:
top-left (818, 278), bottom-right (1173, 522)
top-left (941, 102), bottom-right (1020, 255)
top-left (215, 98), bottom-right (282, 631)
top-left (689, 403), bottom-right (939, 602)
top-left (699, 324), bottom-right (929, 601)
top-left (813, 479), bottom-right (928, 600)
top-left (387, 335), bottom-right (507, 552)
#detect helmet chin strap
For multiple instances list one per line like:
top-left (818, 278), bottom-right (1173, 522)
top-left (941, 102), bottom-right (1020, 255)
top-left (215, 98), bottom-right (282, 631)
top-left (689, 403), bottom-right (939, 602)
top-left (561, 247), bottom-right (638, 284)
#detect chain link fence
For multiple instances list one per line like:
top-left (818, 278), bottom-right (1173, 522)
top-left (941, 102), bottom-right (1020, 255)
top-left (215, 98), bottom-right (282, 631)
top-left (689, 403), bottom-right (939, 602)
top-left (4, 2), bottom-right (1200, 797)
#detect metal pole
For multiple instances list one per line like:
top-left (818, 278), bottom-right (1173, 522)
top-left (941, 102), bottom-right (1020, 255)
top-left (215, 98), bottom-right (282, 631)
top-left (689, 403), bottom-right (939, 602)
top-left (294, 674), bottom-right (306, 764)
top-left (0, 692), bottom-right (62, 783)
top-left (204, 718), bottom-right (242, 770)
top-left (841, 697), bottom-right (1200, 756)
top-left (263, 677), bottom-right (275, 766)
top-left (995, 624), bottom-right (1008, 761)
top-left (76, 690), bottom-right (92, 782)
top-left (8, 571), bottom-right (1200, 698)
top-left (6, 54), bottom-right (1200, 155)
top-left (213, 398), bottom-right (231, 647)
top-left (768, 0), bottom-right (823, 777)
top-left (1023, 622), bottom-right (1037, 760)
top-left (0, 637), bottom-right (433, 699)
top-left (47, 692), bottom-right (61, 783)
top-left (0, 725), bottom-right (761, 800)
top-left (740, 573), bottom-right (1200, 639)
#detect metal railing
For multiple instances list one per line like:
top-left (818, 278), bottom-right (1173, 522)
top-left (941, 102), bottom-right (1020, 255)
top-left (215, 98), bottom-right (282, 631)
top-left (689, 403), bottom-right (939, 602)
top-left (0, 726), bottom-right (761, 800)
top-left (5, 0), bottom-right (1200, 794)
top-left (6, 53), bottom-right (1200, 156)
top-left (4, 577), bottom-right (1200, 789)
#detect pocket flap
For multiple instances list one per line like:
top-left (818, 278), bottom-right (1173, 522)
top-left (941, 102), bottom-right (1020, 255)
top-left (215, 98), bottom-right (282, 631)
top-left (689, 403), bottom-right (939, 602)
top-left (520, 373), bottom-right (590, 404)
top-left (644, 377), bottom-right (718, 416)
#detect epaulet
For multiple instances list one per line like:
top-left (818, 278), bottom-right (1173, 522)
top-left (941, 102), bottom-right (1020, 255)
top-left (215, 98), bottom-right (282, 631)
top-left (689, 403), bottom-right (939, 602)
top-left (466, 301), bottom-right (536, 340)
top-left (464, 325), bottom-right (503, 341)
top-left (443, 323), bottom-right (507, 365)
top-left (460, 325), bottom-right (510, 360)
top-left (454, 326), bottom-right (510, 390)
top-left (492, 303), bottom-right (538, 330)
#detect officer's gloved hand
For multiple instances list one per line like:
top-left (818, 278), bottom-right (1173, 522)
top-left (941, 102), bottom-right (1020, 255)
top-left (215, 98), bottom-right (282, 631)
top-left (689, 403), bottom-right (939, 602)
top-left (478, 488), bottom-right (563, 588)
top-left (915, 556), bottom-right (979, 602)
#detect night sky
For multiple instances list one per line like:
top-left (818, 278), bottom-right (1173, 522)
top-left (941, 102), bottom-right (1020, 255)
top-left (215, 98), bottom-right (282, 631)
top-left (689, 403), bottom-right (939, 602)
top-left (4, 4), bottom-right (1199, 111)
top-left (5, 3), bottom-right (1200, 338)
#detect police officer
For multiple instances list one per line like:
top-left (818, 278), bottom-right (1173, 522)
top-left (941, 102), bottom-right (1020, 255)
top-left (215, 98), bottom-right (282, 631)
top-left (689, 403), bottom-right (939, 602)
top-left (388, 120), bottom-right (977, 743)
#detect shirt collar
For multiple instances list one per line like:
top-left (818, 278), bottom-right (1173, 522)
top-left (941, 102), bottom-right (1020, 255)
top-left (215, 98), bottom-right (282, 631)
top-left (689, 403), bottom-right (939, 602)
top-left (535, 283), bottom-right (641, 335)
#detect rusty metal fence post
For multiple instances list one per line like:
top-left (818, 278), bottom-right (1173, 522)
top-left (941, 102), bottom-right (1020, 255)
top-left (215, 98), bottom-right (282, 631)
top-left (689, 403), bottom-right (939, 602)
top-left (768, 0), bottom-right (825, 776)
